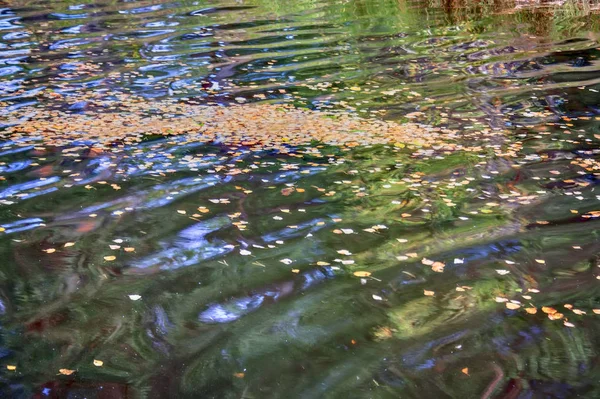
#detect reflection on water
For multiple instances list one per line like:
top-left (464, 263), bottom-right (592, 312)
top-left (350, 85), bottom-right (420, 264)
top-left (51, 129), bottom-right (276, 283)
top-left (2, 0), bottom-right (600, 397)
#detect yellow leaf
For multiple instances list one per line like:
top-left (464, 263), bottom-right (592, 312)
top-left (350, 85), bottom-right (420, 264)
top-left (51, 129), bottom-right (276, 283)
top-left (93, 359), bottom-right (103, 367)
top-left (461, 367), bottom-right (469, 376)
top-left (542, 306), bottom-right (557, 314)
top-left (548, 312), bottom-right (564, 320)
top-left (59, 369), bottom-right (75, 375)
top-left (104, 256), bottom-right (116, 261)
top-left (353, 271), bottom-right (371, 277)
top-left (424, 290), bottom-right (435, 296)
top-left (431, 262), bottom-right (445, 273)
top-left (505, 303), bottom-right (521, 310)
top-left (6, 365), bottom-right (16, 371)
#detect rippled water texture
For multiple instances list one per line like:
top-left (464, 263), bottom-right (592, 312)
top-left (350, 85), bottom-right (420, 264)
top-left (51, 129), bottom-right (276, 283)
top-left (3, 0), bottom-right (600, 397)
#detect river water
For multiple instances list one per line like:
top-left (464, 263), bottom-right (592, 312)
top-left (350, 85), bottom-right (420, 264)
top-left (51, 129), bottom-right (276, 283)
top-left (2, 0), bottom-right (600, 397)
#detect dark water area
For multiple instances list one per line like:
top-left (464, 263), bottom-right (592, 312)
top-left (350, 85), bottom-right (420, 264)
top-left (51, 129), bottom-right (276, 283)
top-left (2, 0), bottom-right (600, 397)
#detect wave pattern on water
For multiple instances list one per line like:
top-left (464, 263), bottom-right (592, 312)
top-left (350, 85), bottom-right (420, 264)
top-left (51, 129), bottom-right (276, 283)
top-left (2, 0), bottom-right (600, 398)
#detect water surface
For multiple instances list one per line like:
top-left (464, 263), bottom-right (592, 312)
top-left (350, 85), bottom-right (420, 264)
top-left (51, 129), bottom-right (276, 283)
top-left (2, 0), bottom-right (600, 397)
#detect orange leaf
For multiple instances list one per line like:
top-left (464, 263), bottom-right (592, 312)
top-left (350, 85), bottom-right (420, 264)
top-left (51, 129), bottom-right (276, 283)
top-left (542, 306), bottom-right (557, 314)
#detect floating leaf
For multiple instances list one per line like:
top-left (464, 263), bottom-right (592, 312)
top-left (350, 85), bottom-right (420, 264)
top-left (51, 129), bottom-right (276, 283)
top-left (431, 262), bottom-right (445, 273)
top-left (548, 312), bottom-right (564, 320)
top-left (542, 306), bottom-right (557, 314)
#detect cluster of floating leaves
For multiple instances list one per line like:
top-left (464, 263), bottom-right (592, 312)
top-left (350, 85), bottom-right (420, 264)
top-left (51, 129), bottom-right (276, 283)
top-left (0, 93), bottom-right (467, 152)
